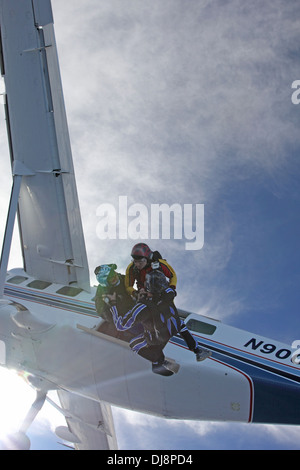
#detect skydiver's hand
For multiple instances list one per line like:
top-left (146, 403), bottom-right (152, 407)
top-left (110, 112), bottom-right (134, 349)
top-left (103, 292), bottom-right (117, 305)
top-left (131, 290), bottom-right (138, 301)
top-left (160, 287), bottom-right (176, 302)
top-left (137, 288), bottom-right (147, 301)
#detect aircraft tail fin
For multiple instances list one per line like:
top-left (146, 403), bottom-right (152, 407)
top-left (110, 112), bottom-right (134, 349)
top-left (0, 0), bottom-right (90, 291)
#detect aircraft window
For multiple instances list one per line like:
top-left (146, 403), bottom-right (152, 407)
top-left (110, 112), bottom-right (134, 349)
top-left (186, 319), bottom-right (217, 335)
top-left (27, 280), bottom-right (52, 290)
top-left (56, 286), bottom-right (83, 297)
top-left (7, 275), bottom-right (28, 284)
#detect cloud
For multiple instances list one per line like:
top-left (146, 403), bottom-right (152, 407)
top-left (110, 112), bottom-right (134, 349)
top-left (47, 0), bottom-right (300, 330)
top-left (113, 406), bottom-right (300, 450)
top-left (51, 0), bottom-right (300, 241)
top-left (1, 1), bottom-right (298, 312)
top-left (54, 0), bottom-right (300, 176)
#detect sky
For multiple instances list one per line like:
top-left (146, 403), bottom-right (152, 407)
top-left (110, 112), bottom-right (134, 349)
top-left (0, 0), bottom-right (300, 450)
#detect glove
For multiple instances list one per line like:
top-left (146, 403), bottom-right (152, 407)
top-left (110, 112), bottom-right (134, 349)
top-left (161, 287), bottom-right (176, 302)
top-left (152, 250), bottom-right (162, 261)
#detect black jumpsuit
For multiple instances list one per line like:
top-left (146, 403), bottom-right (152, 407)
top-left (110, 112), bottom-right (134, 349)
top-left (110, 287), bottom-right (199, 364)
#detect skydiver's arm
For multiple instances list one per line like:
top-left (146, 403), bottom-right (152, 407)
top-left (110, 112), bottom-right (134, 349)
top-left (110, 302), bottom-right (148, 331)
top-left (159, 259), bottom-right (177, 289)
top-left (124, 262), bottom-right (136, 296)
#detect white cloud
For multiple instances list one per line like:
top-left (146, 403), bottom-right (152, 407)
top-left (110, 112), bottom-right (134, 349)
top-left (113, 406), bottom-right (300, 450)
top-left (49, 0), bottom-right (300, 299)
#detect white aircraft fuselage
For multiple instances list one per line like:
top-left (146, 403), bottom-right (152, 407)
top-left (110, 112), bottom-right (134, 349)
top-left (1, 268), bottom-right (299, 426)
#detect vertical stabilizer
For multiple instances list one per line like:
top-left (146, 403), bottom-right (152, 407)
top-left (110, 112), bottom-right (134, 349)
top-left (0, 0), bottom-right (90, 291)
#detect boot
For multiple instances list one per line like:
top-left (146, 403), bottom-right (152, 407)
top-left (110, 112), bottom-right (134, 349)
top-left (152, 359), bottom-right (175, 376)
top-left (194, 346), bottom-right (212, 362)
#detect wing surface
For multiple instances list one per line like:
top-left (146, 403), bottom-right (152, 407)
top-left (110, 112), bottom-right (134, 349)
top-left (56, 389), bottom-right (118, 450)
top-left (0, 0), bottom-right (90, 290)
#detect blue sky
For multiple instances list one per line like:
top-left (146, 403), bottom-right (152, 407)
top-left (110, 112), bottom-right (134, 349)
top-left (0, 0), bottom-right (300, 450)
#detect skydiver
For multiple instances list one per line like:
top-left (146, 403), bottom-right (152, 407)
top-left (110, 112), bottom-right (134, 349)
top-left (108, 270), bottom-right (211, 376)
top-left (125, 243), bottom-right (177, 299)
top-left (125, 243), bottom-right (211, 362)
top-left (94, 263), bottom-right (134, 322)
top-left (143, 270), bottom-right (212, 362)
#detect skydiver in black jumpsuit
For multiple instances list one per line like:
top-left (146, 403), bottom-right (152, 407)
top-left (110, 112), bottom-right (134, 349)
top-left (109, 270), bottom-right (211, 376)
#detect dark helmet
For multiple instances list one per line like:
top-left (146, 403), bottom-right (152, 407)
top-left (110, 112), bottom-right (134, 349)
top-left (145, 270), bottom-right (168, 294)
top-left (131, 243), bottom-right (152, 260)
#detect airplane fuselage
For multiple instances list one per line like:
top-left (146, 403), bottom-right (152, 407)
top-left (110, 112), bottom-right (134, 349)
top-left (1, 268), bottom-right (299, 426)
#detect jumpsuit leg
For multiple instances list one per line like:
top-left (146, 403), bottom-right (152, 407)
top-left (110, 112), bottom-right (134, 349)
top-left (130, 333), bottom-right (166, 364)
top-left (139, 346), bottom-right (165, 364)
top-left (179, 320), bottom-right (198, 351)
top-left (179, 320), bottom-right (212, 361)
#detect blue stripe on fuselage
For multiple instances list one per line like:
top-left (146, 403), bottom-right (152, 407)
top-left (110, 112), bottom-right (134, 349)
top-left (170, 334), bottom-right (300, 425)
